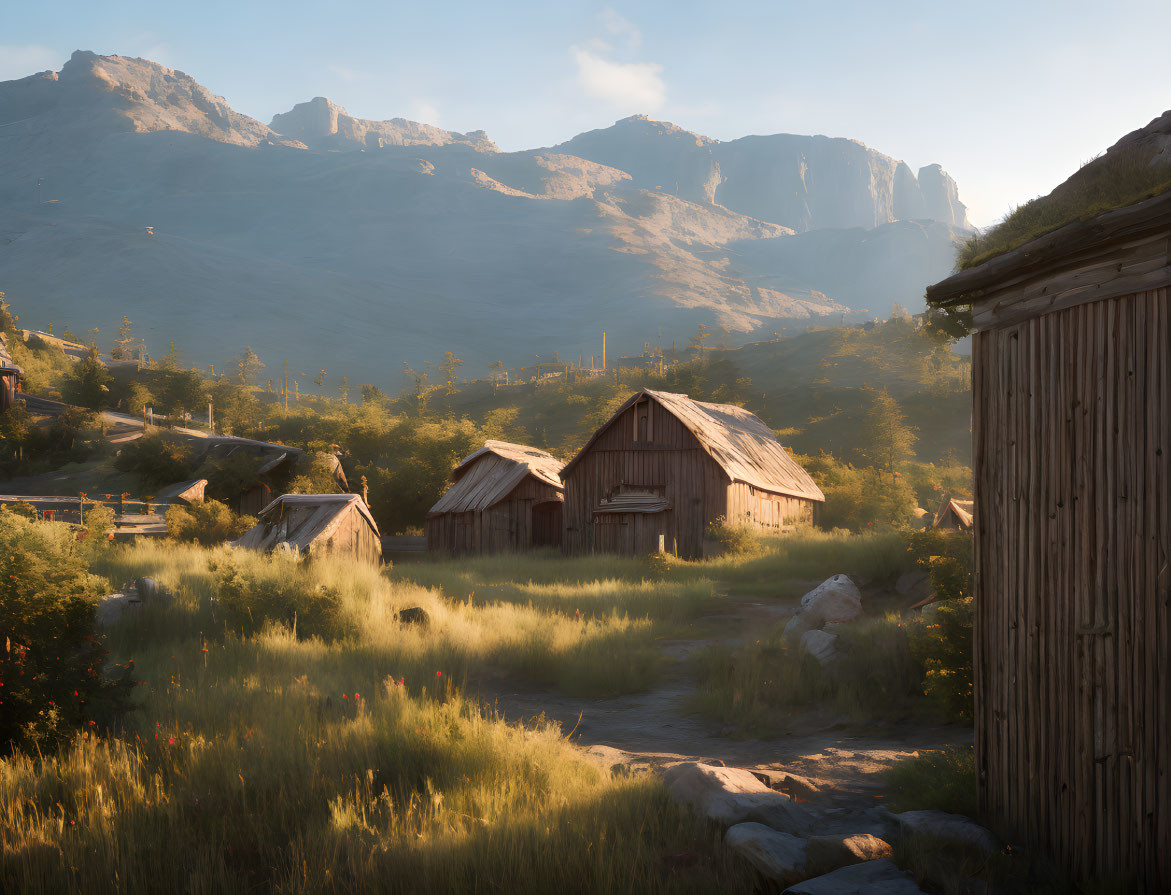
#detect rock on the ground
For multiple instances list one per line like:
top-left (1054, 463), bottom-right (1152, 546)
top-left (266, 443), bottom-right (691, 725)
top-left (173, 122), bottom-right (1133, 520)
top-left (783, 610), bottom-right (816, 641)
top-left (800, 629), bottom-right (840, 665)
top-left (726, 823), bottom-right (807, 886)
top-left (804, 833), bottom-right (893, 876)
top-left (134, 577), bottom-right (164, 601)
top-left (661, 762), bottom-right (814, 834)
top-left (396, 606), bottom-right (429, 626)
top-left (96, 593), bottom-right (142, 626)
top-left (800, 575), bottom-right (862, 626)
top-left (893, 810), bottom-right (999, 858)
top-left (782, 858), bottom-right (926, 894)
top-left (785, 575), bottom-right (863, 641)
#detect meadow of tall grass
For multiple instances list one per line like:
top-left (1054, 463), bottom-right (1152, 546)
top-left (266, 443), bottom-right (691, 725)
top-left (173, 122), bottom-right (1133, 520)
top-left (2, 540), bottom-right (754, 892)
top-left (1, 528), bottom-right (926, 891)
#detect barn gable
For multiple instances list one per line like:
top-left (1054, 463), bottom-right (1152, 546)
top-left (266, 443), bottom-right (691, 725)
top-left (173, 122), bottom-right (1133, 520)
top-left (429, 441), bottom-right (563, 516)
top-left (234, 494), bottom-right (381, 562)
top-left (562, 389), bottom-right (823, 502)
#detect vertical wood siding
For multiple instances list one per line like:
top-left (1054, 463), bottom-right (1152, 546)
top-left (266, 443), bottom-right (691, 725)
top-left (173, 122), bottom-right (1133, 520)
top-left (973, 288), bottom-right (1169, 889)
top-left (563, 397), bottom-right (817, 558)
top-left (425, 474), bottom-right (562, 553)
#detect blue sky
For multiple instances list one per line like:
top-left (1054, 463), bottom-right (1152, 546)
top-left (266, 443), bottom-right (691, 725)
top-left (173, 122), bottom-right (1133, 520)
top-left (2, 0), bottom-right (1169, 227)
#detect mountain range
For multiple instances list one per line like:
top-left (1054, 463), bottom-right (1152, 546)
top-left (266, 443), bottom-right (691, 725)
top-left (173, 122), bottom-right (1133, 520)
top-left (0, 51), bottom-right (971, 382)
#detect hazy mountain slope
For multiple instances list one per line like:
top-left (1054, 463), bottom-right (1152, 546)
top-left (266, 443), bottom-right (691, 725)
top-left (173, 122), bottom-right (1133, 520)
top-left (270, 96), bottom-right (497, 151)
top-left (551, 115), bottom-right (969, 231)
top-left (0, 51), bottom-right (969, 383)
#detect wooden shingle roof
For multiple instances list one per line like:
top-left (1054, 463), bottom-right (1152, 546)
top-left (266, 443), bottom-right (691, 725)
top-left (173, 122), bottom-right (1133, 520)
top-left (428, 441), bottom-right (564, 516)
top-left (563, 389), bottom-right (825, 502)
top-left (234, 493), bottom-right (380, 552)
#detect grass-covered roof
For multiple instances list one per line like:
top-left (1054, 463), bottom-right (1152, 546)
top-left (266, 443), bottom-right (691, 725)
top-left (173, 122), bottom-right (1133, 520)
top-left (958, 109), bottom-right (1171, 270)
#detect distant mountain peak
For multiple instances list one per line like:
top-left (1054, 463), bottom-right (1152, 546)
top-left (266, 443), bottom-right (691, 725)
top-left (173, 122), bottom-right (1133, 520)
top-left (269, 96), bottom-right (496, 152)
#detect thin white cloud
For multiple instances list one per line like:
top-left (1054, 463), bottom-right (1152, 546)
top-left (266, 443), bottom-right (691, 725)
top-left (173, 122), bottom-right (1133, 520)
top-left (571, 46), bottom-right (664, 111)
top-left (327, 63), bottom-right (360, 83)
top-left (409, 100), bottom-right (441, 125)
top-left (0, 44), bottom-right (61, 81)
top-left (600, 8), bottom-right (642, 51)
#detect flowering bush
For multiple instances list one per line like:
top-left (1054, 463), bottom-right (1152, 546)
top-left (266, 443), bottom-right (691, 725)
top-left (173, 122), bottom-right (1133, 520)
top-left (0, 509), bottom-right (134, 753)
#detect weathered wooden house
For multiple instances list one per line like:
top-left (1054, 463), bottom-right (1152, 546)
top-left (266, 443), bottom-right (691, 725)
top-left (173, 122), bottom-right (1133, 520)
top-left (234, 494), bottom-right (382, 563)
top-left (931, 495), bottom-right (973, 531)
top-left (426, 440), bottom-right (564, 553)
top-left (155, 479), bottom-right (208, 506)
top-left (561, 389), bottom-right (823, 558)
top-left (927, 187), bottom-right (1170, 888)
top-left (0, 333), bottom-right (22, 413)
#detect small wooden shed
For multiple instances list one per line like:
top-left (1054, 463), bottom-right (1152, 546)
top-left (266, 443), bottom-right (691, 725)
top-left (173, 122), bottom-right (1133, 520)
top-left (425, 440), bottom-right (564, 553)
top-left (0, 333), bottom-right (22, 413)
top-left (928, 189), bottom-right (1170, 888)
top-left (931, 495), bottom-right (973, 531)
top-left (234, 494), bottom-right (382, 564)
top-left (561, 389), bottom-right (823, 558)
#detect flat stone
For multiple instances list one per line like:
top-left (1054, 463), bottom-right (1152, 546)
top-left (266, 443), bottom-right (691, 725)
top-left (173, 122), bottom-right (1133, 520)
top-left (96, 593), bottom-right (142, 626)
top-left (893, 810), bottom-right (999, 858)
top-left (805, 833), bottom-right (893, 876)
top-left (661, 762), bottom-right (814, 834)
top-left (782, 859), bottom-right (926, 894)
top-left (726, 823), bottom-right (807, 886)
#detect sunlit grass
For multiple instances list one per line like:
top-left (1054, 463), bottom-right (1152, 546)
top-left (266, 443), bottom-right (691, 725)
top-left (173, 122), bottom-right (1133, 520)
top-left (3, 540), bottom-right (755, 893)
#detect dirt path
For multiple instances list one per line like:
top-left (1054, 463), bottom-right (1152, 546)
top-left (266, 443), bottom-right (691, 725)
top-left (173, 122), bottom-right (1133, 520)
top-left (474, 593), bottom-right (971, 809)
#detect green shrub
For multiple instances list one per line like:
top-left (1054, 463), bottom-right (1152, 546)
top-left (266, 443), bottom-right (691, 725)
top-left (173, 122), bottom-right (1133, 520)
top-left (0, 510), bottom-right (134, 753)
top-left (165, 499), bottom-right (256, 544)
top-left (114, 434), bottom-right (196, 488)
top-left (705, 516), bottom-right (762, 555)
top-left (908, 598), bottom-right (974, 723)
top-left (214, 556), bottom-right (349, 640)
top-left (884, 747), bottom-right (977, 816)
top-left (905, 527), bottom-right (973, 601)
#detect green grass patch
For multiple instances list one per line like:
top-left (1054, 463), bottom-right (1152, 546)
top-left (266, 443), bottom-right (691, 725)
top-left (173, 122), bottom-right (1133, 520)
top-left (960, 143), bottom-right (1171, 269)
top-left (884, 746), bottom-right (977, 816)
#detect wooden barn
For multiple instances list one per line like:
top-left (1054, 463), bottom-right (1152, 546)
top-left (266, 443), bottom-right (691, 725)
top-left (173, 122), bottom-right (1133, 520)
top-left (426, 440), bottom-right (564, 553)
top-left (928, 189), bottom-right (1170, 887)
top-left (0, 333), bottom-right (22, 413)
top-left (234, 494), bottom-right (382, 563)
top-left (561, 389), bottom-right (823, 558)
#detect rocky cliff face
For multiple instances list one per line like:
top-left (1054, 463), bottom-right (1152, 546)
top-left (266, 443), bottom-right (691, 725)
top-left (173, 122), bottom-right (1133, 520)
top-left (551, 115), bottom-right (969, 232)
top-left (269, 96), bottom-right (496, 151)
top-left (0, 52), bottom-right (970, 381)
top-left (0, 50), bottom-right (285, 147)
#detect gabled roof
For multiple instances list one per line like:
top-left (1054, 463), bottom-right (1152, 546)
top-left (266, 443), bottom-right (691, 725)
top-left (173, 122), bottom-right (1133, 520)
top-left (154, 479), bottom-right (207, 504)
top-left (429, 440), bottom-right (564, 516)
top-left (933, 496), bottom-right (974, 530)
top-left (563, 389), bottom-right (825, 502)
top-left (234, 493), bottom-right (380, 552)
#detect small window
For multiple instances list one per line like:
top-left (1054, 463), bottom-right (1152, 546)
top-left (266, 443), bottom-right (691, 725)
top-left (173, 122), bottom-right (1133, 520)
top-left (638, 413), bottom-right (648, 442)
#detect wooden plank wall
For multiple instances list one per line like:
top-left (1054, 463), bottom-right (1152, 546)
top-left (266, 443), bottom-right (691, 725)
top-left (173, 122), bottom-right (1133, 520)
top-left (563, 398), bottom-right (714, 558)
top-left (311, 506), bottom-right (382, 564)
top-left (426, 475), bottom-right (562, 554)
top-left (973, 288), bottom-right (1168, 889)
top-left (726, 482), bottom-right (815, 531)
top-left (563, 398), bottom-right (817, 557)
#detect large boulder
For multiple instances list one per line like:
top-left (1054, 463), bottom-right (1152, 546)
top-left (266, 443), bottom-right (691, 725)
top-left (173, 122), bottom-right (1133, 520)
top-left (782, 858), bottom-right (926, 894)
top-left (892, 810), bottom-right (999, 859)
top-left (726, 823), bottom-right (807, 886)
top-left (804, 833), bottom-right (893, 876)
top-left (799, 629), bottom-right (840, 665)
top-left (96, 592), bottom-right (141, 627)
top-left (785, 575), bottom-right (862, 642)
top-left (661, 762), bottom-right (814, 834)
top-left (800, 575), bottom-right (862, 626)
